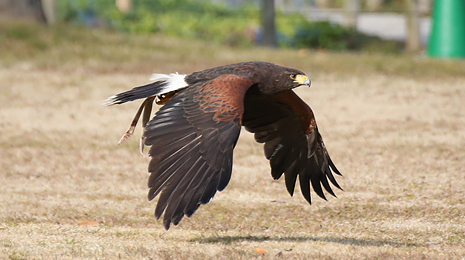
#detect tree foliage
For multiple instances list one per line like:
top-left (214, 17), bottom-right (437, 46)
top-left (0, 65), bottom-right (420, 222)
top-left (56, 0), bottom-right (401, 52)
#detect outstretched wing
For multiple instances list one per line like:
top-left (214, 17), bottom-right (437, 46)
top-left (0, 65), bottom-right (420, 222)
top-left (242, 88), bottom-right (342, 204)
top-left (144, 74), bottom-right (253, 229)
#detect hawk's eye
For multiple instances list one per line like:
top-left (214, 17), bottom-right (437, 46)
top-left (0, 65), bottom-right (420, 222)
top-left (290, 74), bottom-right (297, 80)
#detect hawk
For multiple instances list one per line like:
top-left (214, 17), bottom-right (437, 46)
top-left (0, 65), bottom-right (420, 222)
top-left (105, 61), bottom-right (342, 229)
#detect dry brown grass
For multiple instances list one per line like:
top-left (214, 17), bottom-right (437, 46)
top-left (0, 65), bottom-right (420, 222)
top-left (1, 22), bottom-right (464, 259)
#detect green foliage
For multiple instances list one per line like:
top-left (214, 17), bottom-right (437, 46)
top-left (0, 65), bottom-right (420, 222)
top-left (294, 21), bottom-right (363, 50)
top-left (57, 0), bottom-right (260, 46)
top-left (293, 21), bottom-right (401, 52)
top-left (55, 0), bottom-right (401, 52)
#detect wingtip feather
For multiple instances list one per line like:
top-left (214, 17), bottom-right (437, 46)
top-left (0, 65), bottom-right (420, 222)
top-left (329, 157), bottom-right (343, 176)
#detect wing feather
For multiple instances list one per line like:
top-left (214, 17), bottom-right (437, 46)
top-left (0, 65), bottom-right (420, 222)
top-left (141, 74), bottom-right (253, 229)
top-left (284, 161), bottom-right (300, 196)
top-left (157, 156), bottom-right (204, 219)
top-left (243, 88), bottom-right (342, 204)
top-left (298, 170), bottom-right (312, 204)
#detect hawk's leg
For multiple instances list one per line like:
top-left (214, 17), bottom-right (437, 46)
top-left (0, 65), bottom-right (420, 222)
top-left (118, 97), bottom-right (155, 146)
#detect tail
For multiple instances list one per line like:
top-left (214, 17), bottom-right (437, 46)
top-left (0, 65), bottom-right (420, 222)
top-left (104, 73), bottom-right (188, 106)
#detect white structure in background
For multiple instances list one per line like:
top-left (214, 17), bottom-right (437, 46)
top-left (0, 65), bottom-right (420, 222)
top-left (283, 1), bottom-right (431, 45)
top-left (358, 13), bottom-right (430, 45)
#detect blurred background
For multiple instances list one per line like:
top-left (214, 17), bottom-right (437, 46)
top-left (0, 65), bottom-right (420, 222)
top-left (0, 0), bottom-right (442, 53)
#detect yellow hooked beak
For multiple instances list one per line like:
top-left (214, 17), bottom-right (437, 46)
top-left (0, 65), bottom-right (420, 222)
top-left (294, 74), bottom-right (311, 86)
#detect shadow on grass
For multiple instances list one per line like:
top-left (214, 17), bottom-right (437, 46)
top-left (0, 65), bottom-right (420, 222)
top-left (190, 235), bottom-right (418, 247)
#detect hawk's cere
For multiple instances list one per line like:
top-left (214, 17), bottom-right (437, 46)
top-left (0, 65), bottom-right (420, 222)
top-left (105, 61), bottom-right (342, 230)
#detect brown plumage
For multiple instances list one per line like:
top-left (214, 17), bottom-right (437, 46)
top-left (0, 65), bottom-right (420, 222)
top-left (105, 61), bottom-right (342, 230)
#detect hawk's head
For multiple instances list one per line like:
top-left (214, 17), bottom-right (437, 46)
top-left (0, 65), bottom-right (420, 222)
top-left (259, 65), bottom-right (311, 94)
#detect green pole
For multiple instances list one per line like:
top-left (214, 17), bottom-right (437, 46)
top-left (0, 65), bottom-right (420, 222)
top-left (428, 0), bottom-right (465, 58)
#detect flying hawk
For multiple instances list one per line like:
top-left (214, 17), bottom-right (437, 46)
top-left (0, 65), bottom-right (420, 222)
top-left (105, 61), bottom-right (342, 230)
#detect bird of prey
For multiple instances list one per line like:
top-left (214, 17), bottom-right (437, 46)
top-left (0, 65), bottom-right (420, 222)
top-left (105, 61), bottom-right (342, 230)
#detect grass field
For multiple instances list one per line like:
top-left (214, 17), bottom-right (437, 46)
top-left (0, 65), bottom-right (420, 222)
top-left (1, 21), bottom-right (464, 259)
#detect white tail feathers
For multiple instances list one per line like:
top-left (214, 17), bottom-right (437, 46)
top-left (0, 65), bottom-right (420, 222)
top-left (103, 72), bottom-right (188, 106)
top-left (149, 73), bottom-right (188, 94)
top-left (150, 72), bottom-right (181, 81)
top-left (103, 95), bottom-right (119, 106)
